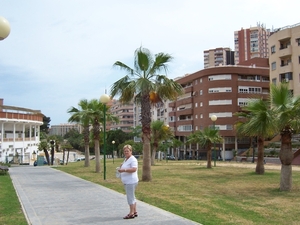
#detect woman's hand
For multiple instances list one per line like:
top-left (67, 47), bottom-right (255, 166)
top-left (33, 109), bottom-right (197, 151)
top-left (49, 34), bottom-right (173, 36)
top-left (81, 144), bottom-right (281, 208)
top-left (118, 168), bottom-right (126, 173)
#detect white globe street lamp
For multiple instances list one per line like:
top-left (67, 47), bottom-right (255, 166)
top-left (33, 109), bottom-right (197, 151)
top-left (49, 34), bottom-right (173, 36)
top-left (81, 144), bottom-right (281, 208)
top-left (0, 16), bottom-right (11, 40)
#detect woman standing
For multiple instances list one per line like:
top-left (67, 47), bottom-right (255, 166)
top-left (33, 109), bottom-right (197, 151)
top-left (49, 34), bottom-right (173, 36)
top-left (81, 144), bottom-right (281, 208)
top-left (118, 145), bottom-right (139, 219)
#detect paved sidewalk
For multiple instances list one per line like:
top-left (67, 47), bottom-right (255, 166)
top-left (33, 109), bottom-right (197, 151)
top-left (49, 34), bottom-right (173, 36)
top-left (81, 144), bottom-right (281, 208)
top-left (9, 166), bottom-right (201, 225)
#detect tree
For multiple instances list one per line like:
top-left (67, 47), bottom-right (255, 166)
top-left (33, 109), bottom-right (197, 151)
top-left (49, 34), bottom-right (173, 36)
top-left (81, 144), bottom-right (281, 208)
top-left (270, 83), bottom-right (300, 191)
top-left (88, 99), bottom-right (118, 173)
top-left (64, 129), bottom-right (83, 151)
top-left (38, 140), bottom-right (50, 165)
top-left (111, 47), bottom-right (183, 181)
top-left (68, 99), bottom-right (91, 167)
top-left (187, 127), bottom-right (222, 168)
top-left (40, 116), bottom-right (51, 133)
top-left (235, 98), bottom-right (277, 174)
top-left (68, 100), bottom-right (91, 166)
top-left (169, 138), bottom-right (183, 160)
top-left (150, 121), bottom-right (173, 165)
top-left (107, 129), bottom-right (132, 157)
top-left (61, 141), bottom-right (73, 165)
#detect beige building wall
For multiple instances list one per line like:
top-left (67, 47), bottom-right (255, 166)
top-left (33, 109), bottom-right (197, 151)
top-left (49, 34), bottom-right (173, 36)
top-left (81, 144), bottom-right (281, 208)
top-left (203, 47), bottom-right (233, 68)
top-left (268, 23), bottom-right (300, 96)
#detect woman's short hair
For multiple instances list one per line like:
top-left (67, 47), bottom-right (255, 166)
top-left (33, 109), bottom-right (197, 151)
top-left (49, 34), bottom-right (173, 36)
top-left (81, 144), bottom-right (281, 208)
top-left (123, 144), bottom-right (133, 151)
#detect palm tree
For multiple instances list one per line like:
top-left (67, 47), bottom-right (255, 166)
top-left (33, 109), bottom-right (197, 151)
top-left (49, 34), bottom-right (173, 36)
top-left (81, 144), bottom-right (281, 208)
top-left (88, 99), bottom-right (118, 173)
top-left (270, 83), bottom-right (300, 191)
top-left (68, 99), bottom-right (92, 167)
top-left (235, 98), bottom-right (277, 174)
top-left (169, 138), bottom-right (183, 160)
top-left (151, 121), bottom-right (174, 165)
top-left (37, 140), bottom-right (50, 165)
top-left (187, 127), bottom-right (222, 168)
top-left (111, 47), bottom-right (183, 181)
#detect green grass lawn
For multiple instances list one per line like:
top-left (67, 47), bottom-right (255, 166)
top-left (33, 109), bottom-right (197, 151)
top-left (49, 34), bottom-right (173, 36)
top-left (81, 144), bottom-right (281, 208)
top-left (2, 160), bottom-right (300, 225)
top-left (56, 159), bottom-right (300, 225)
top-left (0, 172), bottom-right (27, 225)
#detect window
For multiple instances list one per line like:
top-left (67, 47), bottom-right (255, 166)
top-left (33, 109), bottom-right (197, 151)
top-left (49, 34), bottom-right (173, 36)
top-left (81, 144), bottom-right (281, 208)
top-left (209, 100), bottom-right (232, 105)
top-left (177, 125), bottom-right (192, 132)
top-left (271, 45), bottom-right (275, 54)
top-left (271, 62), bottom-right (276, 70)
top-left (280, 72), bottom-right (293, 82)
top-left (200, 90), bottom-right (203, 95)
top-left (238, 86), bottom-right (262, 94)
top-left (208, 74), bottom-right (232, 81)
top-left (208, 87), bottom-right (232, 93)
top-left (209, 112), bottom-right (232, 118)
top-left (297, 38), bottom-right (300, 46)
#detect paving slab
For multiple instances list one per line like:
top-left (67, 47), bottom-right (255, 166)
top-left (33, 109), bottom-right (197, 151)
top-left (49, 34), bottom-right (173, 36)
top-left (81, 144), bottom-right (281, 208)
top-left (9, 166), bottom-right (201, 225)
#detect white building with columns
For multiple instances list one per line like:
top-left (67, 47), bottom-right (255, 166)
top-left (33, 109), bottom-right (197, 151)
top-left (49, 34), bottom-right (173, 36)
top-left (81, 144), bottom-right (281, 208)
top-left (0, 99), bottom-right (43, 165)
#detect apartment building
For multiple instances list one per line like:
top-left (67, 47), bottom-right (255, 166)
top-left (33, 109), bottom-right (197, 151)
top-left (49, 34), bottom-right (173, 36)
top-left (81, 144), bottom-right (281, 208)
top-left (204, 47), bottom-right (235, 68)
top-left (234, 23), bottom-right (271, 64)
top-left (168, 58), bottom-right (269, 160)
top-left (109, 99), bottom-right (134, 133)
top-left (49, 123), bottom-right (82, 137)
top-left (0, 99), bottom-right (43, 165)
top-left (268, 22), bottom-right (300, 96)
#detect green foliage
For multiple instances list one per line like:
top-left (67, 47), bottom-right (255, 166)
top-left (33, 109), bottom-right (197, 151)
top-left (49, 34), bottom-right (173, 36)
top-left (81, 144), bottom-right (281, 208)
top-left (64, 129), bottom-right (84, 151)
top-left (187, 127), bottom-right (222, 148)
top-left (40, 116), bottom-right (51, 133)
top-left (118, 140), bottom-right (143, 156)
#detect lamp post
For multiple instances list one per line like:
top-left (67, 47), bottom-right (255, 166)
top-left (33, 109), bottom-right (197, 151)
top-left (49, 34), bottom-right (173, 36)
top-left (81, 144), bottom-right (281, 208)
top-left (100, 94), bottom-right (110, 180)
top-left (211, 115), bottom-right (217, 167)
top-left (112, 140), bottom-right (115, 164)
top-left (0, 16), bottom-right (10, 40)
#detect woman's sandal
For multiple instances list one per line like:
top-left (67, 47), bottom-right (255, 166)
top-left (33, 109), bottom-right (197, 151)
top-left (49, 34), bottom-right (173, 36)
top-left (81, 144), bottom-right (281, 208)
top-left (123, 214), bottom-right (135, 219)
top-left (134, 212), bottom-right (138, 217)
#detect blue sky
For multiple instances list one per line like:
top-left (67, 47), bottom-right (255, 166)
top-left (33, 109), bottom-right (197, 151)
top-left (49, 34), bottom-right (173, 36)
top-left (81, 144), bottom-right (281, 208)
top-left (1, 0), bottom-right (299, 125)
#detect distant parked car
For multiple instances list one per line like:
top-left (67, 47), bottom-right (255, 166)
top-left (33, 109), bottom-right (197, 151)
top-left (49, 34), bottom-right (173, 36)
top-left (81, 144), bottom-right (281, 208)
top-left (167, 155), bottom-right (176, 160)
top-left (76, 157), bottom-right (85, 161)
top-left (33, 159), bottom-right (48, 166)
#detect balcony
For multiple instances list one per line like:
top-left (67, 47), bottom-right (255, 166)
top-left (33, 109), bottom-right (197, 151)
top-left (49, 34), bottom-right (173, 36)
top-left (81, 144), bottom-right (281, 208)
top-left (0, 112), bottom-right (43, 122)
top-left (279, 63), bottom-right (293, 74)
top-left (176, 108), bottom-right (193, 115)
top-left (278, 45), bottom-right (292, 58)
top-left (176, 97), bottom-right (192, 105)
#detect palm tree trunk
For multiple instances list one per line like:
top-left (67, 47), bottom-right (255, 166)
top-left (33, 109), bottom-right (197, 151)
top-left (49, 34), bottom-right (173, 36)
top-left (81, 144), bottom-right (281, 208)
top-left (84, 144), bottom-right (90, 167)
top-left (279, 129), bottom-right (294, 191)
top-left (66, 150), bottom-right (70, 165)
top-left (141, 95), bottom-right (152, 181)
top-left (142, 133), bottom-right (152, 181)
top-left (43, 148), bottom-right (50, 165)
top-left (255, 137), bottom-right (265, 174)
top-left (151, 146), bottom-right (157, 166)
top-left (62, 149), bottom-right (65, 165)
top-left (207, 144), bottom-right (212, 168)
top-left (95, 140), bottom-right (101, 173)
